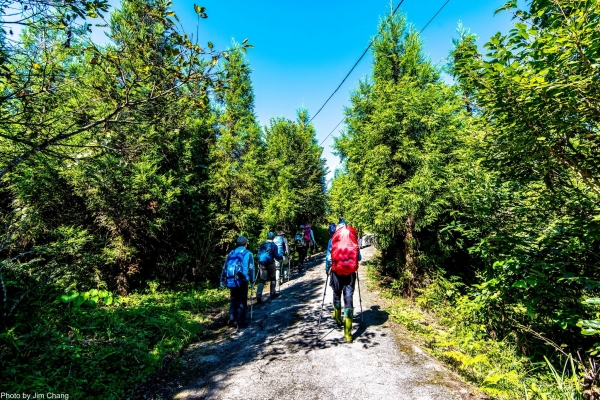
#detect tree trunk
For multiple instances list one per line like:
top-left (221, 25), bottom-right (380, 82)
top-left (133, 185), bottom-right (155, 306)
top-left (404, 215), bottom-right (417, 298)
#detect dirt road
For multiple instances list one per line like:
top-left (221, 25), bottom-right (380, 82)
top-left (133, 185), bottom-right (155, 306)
top-left (173, 246), bottom-right (476, 400)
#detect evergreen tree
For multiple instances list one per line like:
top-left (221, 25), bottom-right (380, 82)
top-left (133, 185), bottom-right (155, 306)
top-left (208, 43), bottom-right (264, 252)
top-left (262, 109), bottom-right (328, 233)
top-left (332, 12), bottom-right (471, 295)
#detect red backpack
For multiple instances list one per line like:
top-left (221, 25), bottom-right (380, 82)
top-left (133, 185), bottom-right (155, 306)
top-left (303, 224), bottom-right (312, 242)
top-left (331, 225), bottom-right (359, 275)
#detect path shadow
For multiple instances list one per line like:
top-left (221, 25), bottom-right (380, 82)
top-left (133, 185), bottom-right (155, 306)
top-left (353, 305), bottom-right (389, 346)
top-left (162, 252), bottom-right (387, 399)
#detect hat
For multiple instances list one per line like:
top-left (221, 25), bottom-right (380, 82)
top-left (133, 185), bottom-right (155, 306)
top-left (267, 231), bottom-right (275, 240)
top-left (299, 225), bottom-right (305, 229)
top-left (278, 230), bottom-right (285, 236)
top-left (236, 236), bottom-right (248, 245)
top-left (338, 217), bottom-right (346, 225)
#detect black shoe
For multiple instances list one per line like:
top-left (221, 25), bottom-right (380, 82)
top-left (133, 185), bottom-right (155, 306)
top-left (256, 296), bottom-right (263, 304)
top-left (227, 319), bottom-right (236, 327)
top-left (271, 293), bottom-right (280, 299)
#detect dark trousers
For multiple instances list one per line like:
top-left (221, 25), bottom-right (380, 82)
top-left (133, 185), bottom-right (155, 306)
top-left (297, 246), bottom-right (307, 263)
top-left (329, 271), bottom-right (356, 309)
top-left (229, 281), bottom-right (248, 326)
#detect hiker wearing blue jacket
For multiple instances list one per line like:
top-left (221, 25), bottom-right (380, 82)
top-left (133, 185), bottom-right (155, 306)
top-left (256, 231), bottom-right (283, 304)
top-left (222, 236), bottom-right (255, 329)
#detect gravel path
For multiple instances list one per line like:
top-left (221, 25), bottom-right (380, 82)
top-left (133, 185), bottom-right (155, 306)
top-left (173, 246), bottom-right (477, 400)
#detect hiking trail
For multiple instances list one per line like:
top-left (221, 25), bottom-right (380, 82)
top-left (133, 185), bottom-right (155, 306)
top-left (172, 246), bottom-right (482, 400)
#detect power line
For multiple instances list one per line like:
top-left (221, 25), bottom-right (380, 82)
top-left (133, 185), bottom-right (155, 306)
top-left (319, 119), bottom-right (344, 146)
top-left (420, 0), bottom-right (450, 33)
top-left (309, 0), bottom-right (407, 124)
top-left (318, 0), bottom-right (452, 147)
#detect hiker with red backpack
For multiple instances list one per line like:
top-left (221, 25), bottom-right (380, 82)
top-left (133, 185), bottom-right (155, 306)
top-left (256, 231), bottom-right (283, 304)
top-left (303, 223), bottom-right (316, 261)
top-left (325, 218), bottom-right (362, 342)
top-left (220, 236), bottom-right (255, 329)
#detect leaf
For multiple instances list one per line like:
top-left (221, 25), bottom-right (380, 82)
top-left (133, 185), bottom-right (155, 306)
top-left (193, 4), bottom-right (206, 14)
top-left (512, 280), bottom-right (527, 288)
top-left (207, 42), bottom-right (213, 50)
top-left (73, 295), bottom-right (86, 307)
top-left (579, 320), bottom-right (600, 330)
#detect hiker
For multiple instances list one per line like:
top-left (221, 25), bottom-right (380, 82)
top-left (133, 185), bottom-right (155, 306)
top-left (325, 218), bottom-right (361, 342)
top-left (304, 222), bottom-right (316, 260)
top-left (294, 224), bottom-right (308, 268)
top-left (256, 231), bottom-right (283, 304)
top-left (274, 230), bottom-right (290, 282)
top-left (220, 235), bottom-right (255, 329)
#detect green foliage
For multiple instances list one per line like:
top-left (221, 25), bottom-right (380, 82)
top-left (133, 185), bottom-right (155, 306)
top-left (331, 11), bottom-right (474, 295)
top-left (0, 0), bottom-right (328, 395)
top-left (333, 1), bottom-right (600, 396)
top-left (370, 264), bottom-right (584, 399)
top-left (0, 283), bottom-right (228, 398)
top-left (262, 109), bottom-right (328, 232)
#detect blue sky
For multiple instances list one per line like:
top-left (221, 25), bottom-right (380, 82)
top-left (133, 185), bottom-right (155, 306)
top-left (137, 1), bottom-right (517, 180)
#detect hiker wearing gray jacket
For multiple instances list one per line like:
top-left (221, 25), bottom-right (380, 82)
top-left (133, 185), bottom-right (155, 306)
top-left (256, 232), bottom-right (283, 304)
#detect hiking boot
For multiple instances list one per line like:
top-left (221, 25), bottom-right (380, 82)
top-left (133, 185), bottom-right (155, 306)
top-left (332, 303), bottom-right (342, 326)
top-left (256, 295), bottom-right (262, 304)
top-left (344, 309), bottom-right (354, 342)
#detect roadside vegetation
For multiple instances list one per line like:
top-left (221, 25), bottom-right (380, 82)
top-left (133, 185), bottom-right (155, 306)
top-left (0, 0), bottom-right (327, 396)
top-left (331, 1), bottom-right (600, 398)
top-left (2, 0), bottom-right (599, 397)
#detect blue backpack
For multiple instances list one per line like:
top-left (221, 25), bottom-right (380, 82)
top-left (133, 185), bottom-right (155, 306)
top-left (223, 249), bottom-right (248, 288)
top-left (328, 223), bottom-right (337, 236)
top-left (257, 241), bottom-right (274, 264)
top-left (273, 236), bottom-right (285, 259)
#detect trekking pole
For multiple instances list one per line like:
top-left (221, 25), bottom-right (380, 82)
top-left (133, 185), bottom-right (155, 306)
top-left (356, 272), bottom-right (364, 324)
top-left (316, 271), bottom-right (330, 335)
top-left (287, 254), bottom-right (291, 283)
top-left (251, 262), bottom-right (259, 321)
top-left (250, 280), bottom-right (254, 321)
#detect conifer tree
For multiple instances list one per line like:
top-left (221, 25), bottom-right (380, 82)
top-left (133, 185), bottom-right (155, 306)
top-left (262, 109), bottom-right (327, 232)
top-left (332, 12), bottom-right (470, 295)
top-left (209, 43), bottom-right (264, 252)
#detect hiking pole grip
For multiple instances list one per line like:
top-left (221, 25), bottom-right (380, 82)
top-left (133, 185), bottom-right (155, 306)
top-left (316, 271), bottom-right (329, 335)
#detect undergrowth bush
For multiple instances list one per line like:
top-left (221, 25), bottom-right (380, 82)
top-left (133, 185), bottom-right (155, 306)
top-left (0, 283), bottom-right (228, 399)
top-left (367, 262), bottom-right (584, 399)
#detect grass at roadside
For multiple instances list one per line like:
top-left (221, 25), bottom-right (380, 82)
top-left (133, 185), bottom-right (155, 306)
top-left (364, 259), bottom-right (582, 400)
top-left (0, 283), bottom-right (229, 399)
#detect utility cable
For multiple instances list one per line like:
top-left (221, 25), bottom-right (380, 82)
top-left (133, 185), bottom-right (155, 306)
top-left (318, 0), bottom-right (452, 147)
top-left (419, 0), bottom-right (450, 33)
top-left (309, 0), bottom-right (406, 124)
top-left (319, 119), bottom-right (344, 146)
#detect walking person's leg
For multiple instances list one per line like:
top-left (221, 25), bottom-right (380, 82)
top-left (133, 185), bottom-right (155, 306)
top-left (329, 271), bottom-right (343, 326)
top-left (228, 289), bottom-right (236, 326)
top-left (256, 263), bottom-right (268, 304)
top-left (342, 273), bottom-right (356, 342)
top-left (275, 259), bottom-right (281, 288)
top-left (268, 262), bottom-right (278, 298)
top-left (236, 281), bottom-right (249, 328)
